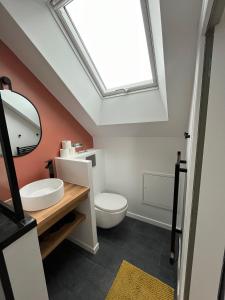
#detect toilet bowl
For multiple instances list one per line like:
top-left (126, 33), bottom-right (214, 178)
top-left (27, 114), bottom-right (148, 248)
top-left (95, 193), bottom-right (128, 229)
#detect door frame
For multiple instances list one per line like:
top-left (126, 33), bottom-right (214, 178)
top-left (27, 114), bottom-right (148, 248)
top-left (183, 0), bottom-right (225, 299)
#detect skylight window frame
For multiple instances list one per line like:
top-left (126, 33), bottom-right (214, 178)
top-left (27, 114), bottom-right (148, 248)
top-left (50, 0), bottom-right (158, 98)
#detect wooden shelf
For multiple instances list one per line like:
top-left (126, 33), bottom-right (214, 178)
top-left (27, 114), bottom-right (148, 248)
top-left (28, 182), bottom-right (89, 236)
top-left (40, 211), bottom-right (85, 259)
top-left (7, 182), bottom-right (89, 259)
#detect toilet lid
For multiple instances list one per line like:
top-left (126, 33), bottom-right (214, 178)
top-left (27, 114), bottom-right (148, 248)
top-left (95, 193), bottom-right (127, 213)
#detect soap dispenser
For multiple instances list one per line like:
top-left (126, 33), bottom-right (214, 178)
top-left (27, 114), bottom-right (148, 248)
top-left (45, 160), bottom-right (55, 178)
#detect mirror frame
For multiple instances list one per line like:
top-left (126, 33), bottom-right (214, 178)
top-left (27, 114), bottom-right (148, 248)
top-left (0, 88), bottom-right (24, 221)
top-left (0, 77), bottom-right (42, 157)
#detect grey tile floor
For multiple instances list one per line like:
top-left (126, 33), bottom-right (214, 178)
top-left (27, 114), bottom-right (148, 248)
top-left (44, 217), bottom-right (177, 300)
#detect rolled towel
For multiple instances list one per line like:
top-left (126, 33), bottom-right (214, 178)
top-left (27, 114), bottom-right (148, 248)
top-left (60, 148), bottom-right (69, 158)
top-left (62, 140), bottom-right (72, 149)
top-left (69, 147), bottom-right (76, 157)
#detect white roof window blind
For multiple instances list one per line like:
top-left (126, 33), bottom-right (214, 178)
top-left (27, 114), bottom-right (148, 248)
top-left (51, 0), bottom-right (157, 97)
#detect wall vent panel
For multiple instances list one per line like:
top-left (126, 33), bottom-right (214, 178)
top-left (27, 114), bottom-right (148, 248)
top-left (143, 172), bottom-right (174, 211)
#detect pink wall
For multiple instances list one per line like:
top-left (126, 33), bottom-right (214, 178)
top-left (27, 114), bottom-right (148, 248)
top-left (0, 41), bottom-right (93, 200)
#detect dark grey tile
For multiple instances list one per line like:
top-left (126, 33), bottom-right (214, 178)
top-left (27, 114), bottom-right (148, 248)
top-left (125, 254), bottom-right (160, 280)
top-left (160, 252), bottom-right (177, 272)
top-left (97, 218), bottom-right (136, 248)
top-left (48, 288), bottom-right (75, 300)
top-left (82, 239), bottom-right (126, 273)
top-left (44, 243), bottom-right (95, 293)
top-left (75, 280), bottom-right (105, 300)
top-left (158, 265), bottom-right (177, 288)
top-left (44, 216), bottom-right (177, 299)
top-left (132, 219), bottom-right (171, 243)
top-left (85, 262), bottom-right (115, 295)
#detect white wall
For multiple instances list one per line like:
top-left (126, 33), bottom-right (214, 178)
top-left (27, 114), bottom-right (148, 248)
top-left (94, 137), bottom-right (185, 229)
top-left (188, 17), bottom-right (225, 300)
top-left (100, 89), bottom-right (167, 125)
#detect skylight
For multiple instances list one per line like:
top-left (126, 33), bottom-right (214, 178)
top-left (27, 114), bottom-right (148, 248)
top-left (52, 0), bottom-right (157, 97)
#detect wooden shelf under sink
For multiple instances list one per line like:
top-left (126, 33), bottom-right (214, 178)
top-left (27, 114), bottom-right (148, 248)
top-left (29, 182), bottom-right (89, 236)
top-left (7, 182), bottom-right (89, 259)
top-left (40, 211), bottom-right (85, 259)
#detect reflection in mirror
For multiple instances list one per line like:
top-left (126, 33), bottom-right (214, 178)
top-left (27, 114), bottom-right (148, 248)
top-left (0, 90), bottom-right (41, 157)
top-left (0, 156), bottom-right (12, 203)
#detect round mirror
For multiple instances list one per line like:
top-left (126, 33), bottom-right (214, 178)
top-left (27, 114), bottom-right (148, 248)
top-left (0, 90), bottom-right (42, 157)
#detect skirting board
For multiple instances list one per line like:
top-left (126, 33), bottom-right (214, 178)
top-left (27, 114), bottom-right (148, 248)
top-left (68, 237), bottom-right (99, 254)
top-left (127, 211), bottom-right (172, 231)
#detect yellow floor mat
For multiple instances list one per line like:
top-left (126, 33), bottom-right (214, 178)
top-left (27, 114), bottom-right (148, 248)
top-left (106, 260), bottom-right (174, 300)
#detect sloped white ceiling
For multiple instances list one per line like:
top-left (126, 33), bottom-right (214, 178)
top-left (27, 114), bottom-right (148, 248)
top-left (0, 0), bottom-right (203, 137)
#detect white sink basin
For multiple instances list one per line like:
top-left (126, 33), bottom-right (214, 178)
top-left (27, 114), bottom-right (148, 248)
top-left (20, 179), bottom-right (64, 211)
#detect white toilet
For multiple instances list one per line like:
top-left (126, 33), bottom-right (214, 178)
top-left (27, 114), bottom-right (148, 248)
top-left (74, 149), bottom-right (128, 229)
top-left (94, 193), bottom-right (128, 229)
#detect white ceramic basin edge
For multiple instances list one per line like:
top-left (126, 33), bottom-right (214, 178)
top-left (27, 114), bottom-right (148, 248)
top-left (20, 178), bottom-right (64, 211)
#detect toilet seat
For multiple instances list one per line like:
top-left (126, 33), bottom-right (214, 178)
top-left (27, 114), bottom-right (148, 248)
top-left (95, 193), bottom-right (127, 213)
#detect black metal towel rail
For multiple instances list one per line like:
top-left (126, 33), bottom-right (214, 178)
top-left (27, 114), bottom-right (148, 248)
top-left (17, 145), bottom-right (36, 156)
top-left (170, 151), bottom-right (187, 264)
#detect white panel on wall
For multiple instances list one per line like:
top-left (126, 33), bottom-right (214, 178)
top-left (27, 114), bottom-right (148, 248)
top-left (55, 157), bottom-right (98, 253)
top-left (143, 172), bottom-right (174, 211)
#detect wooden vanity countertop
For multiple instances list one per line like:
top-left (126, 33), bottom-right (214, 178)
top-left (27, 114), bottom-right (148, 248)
top-left (28, 182), bottom-right (89, 236)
